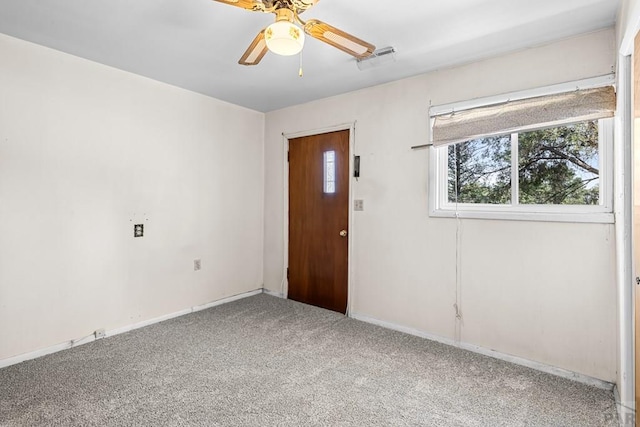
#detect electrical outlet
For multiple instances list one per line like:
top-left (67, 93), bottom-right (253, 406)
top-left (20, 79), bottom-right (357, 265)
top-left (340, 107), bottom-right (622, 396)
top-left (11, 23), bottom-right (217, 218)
top-left (95, 329), bottom-right (106, 339)
top-left (354, 199), bottom-right (364, 211)
top-left (194, 259), bottom-right (201, 271)
top-left (134, 224), bottom-right (144, 238)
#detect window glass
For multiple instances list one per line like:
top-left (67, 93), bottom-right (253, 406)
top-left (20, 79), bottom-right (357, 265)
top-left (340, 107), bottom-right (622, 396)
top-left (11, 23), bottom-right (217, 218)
top-left (444, 120), bottom-right (602, 207)
top-left (324, 150), bottom-right (336, 194)
top-left (518, 121), bottom-right (599, 205)
top-left (447, 135), bottom-right (511, 204)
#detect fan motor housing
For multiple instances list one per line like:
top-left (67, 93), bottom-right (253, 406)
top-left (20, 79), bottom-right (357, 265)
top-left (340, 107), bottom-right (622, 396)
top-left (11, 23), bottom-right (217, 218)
top-left (271, 0), bottom-right (318, 13)
top-left (290, 0), bottom-right (319, 9)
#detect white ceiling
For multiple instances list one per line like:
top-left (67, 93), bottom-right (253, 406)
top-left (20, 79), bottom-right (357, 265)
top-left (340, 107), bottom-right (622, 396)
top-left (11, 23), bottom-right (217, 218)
top-left (0, 0), bottom-right (620, 112)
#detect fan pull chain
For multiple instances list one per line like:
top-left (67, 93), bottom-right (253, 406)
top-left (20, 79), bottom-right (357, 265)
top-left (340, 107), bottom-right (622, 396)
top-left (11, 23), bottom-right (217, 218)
top-left (299, 50), bottom-right (304, 78)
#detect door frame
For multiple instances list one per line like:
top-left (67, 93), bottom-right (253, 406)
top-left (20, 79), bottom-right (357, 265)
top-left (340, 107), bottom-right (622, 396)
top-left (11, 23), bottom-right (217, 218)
top-left (621, 8), bottom-right (640, 418)
top-left (282, 122), bottom-right (356, 314)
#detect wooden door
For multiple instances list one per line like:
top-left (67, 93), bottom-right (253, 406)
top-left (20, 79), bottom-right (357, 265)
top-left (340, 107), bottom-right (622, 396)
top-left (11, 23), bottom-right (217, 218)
top-left (288, 129), bottom-right (350, 313)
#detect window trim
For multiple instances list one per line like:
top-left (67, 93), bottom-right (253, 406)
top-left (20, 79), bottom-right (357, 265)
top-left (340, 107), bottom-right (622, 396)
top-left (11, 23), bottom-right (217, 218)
top-left (428, 118), bottom-right (614, 224)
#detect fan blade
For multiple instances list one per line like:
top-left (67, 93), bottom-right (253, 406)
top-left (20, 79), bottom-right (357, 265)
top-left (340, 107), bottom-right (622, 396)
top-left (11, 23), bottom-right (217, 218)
top-left (304, 20), bottom-right (375, 59)
top-left (238, 29), bottom-right (269, 66)
top-left (211, 0), bottom-right (267, 12)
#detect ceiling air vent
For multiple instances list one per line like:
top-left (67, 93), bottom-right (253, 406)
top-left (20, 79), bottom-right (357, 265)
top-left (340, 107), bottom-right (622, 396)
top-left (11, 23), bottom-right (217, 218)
top-left (356, 46), bottom-right (397, 71)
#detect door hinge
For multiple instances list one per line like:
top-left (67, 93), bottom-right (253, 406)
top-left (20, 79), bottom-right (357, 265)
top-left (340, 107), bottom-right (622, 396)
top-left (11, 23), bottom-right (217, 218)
top-left (287, 151), bottom-right (290, 162)
top-left (287, 268), bottom-right (289, 280)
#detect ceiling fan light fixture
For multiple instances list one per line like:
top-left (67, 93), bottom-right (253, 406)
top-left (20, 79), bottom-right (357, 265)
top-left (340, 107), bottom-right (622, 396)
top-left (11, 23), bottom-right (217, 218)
top-left (214, 0), bottom-right (376, 66)
top-left (265, 9), bottom-right (305, 56)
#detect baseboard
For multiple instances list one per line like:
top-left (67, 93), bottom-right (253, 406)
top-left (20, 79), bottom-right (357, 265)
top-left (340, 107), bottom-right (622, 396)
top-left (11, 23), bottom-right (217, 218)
top-left (262, 288), bottom-right (285, 298)
top-left (107, 289), bottom-right (263, 337)
top-left (350, 312), bottom-right (614, 391)
top-left (0, 289), bottom-right (263, 370)
top-left (2, 292), bottom-right (615, 393)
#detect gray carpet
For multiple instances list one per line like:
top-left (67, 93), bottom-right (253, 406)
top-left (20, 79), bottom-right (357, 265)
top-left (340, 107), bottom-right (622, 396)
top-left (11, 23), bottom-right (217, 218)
top-left (0, 294), bottom-right (618, 426)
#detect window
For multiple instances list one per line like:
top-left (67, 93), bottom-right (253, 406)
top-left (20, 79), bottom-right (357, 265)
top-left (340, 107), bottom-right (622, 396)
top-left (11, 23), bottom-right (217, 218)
top-left (429, 81), bottom-right (615, 223)
top-left (323, 150), bottom-right (336, 194)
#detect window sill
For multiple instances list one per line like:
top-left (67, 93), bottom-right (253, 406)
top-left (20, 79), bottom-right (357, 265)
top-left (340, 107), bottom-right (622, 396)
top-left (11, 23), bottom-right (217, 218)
top-left (429, 208), bottom-right (614, 224)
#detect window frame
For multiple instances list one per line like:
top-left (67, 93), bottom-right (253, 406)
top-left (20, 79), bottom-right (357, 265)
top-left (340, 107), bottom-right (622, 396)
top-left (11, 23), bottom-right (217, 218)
top-left (429, 117), bottom-right (614, 224)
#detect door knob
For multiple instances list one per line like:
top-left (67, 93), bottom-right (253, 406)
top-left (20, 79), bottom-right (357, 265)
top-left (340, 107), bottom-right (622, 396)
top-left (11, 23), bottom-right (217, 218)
top-left (339, 230), bottom-right (348, 237)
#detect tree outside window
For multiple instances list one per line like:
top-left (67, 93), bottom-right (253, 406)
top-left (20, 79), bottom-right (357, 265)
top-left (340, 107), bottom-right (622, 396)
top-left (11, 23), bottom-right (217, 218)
top-left (447, 120), bottom-right (600, 206)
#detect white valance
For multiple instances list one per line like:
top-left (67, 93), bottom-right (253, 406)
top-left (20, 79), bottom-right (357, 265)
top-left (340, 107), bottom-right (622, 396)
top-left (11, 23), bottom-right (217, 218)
top-left (430, 86), bottom-right (616, 147)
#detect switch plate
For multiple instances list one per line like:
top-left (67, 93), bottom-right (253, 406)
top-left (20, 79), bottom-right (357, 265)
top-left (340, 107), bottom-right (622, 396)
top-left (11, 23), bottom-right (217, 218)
top-left (194, 259), bottom-right (201, 271)
top-left (354, 199), bottom-right (364, 211)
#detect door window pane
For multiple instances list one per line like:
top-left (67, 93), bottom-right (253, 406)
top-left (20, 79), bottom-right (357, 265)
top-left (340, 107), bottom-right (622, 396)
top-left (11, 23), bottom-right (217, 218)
top-left (324, 151), bottom-right (336, 194)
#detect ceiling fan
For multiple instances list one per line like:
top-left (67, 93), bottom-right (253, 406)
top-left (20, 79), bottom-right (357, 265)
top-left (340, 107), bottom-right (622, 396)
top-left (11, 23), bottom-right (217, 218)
top-left (212, 0), bottom-right (376, 66)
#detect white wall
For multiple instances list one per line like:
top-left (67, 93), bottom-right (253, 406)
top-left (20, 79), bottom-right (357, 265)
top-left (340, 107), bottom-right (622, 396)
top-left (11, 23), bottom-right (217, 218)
top-left (0, 34), bottom-right (265, 361)
top-left (264, 29), bottom-right (618, 381)
top-left (618, 0), bottom-right (639, 53)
